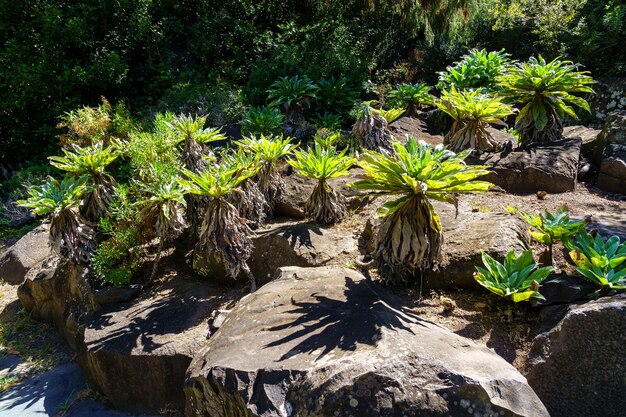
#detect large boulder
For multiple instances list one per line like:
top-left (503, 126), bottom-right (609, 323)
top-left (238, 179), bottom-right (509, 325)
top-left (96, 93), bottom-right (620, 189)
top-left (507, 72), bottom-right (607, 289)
top-left (562, 125), bottom-right (602, 160)
top-left (595, 111), bottom-right (626, 194)
top-left (473, 138), bottom-right (582, 193)
top-left (78, 277), bottom-right (237, 414)
top-left (0, 224), bottom-right (52, 285)
top-left (585, 77), bottom-right (626, 122)
top-left (185, 266), bottom-right (549, 417)
top-left (388, 116), bottom-right (444, 146)
top-left (193, 221), bottom-right (358, 285)
top-left (17, 258), bottom-right (97, 350)
top-left (422, 203), bottom-right (530, 289)
top-left (525, 294), bottom-right (626, 417)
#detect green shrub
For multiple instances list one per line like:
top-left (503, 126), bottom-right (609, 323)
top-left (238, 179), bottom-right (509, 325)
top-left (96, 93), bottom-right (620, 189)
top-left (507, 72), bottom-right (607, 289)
top-left (316, 77), bottom-right (359, 114)
top-left (91, 218), bottom-right (140, 286)
top-left (241, 107), bottom-right (285, 136)
top-left (474, 249), bottom-right (554, 302)
top-left (568, 232), bottom-right (626, 289)
top-left (436, 88), bottom-right (514, 152)
top-left (267, 75), bottom-right (319, 118)
top-left (388, 83), bottom-right (434, 116)
top-left (498, 56), bottom-right (594, 144)
top-left (438, 49), bottom-right (512, 92)
top-left (350, 138), bottom-right (492, 283)
top-left (312, 113), bottom-right (342, 132)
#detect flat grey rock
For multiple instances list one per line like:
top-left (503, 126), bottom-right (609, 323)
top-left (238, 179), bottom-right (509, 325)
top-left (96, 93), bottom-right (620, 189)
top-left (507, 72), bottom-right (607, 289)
top-left (64, 399), bottom-right (159, 417)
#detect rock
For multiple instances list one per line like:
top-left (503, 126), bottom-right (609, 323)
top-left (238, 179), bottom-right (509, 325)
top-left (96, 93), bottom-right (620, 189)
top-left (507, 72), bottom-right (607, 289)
top-left (17, 259), bottom-right (97, 350)
top-left (185, 266), bottom-right (549, 417)
top-left (530, 274), bottom-right (598, 307)
top-left (64, 399), bottom-right (160, 417)
top-left (78, 277), bottom-right (237, 414)
top-left (563, 125), bottom-right (602, 160)
top-left (192, 221), bottom-right (358, 285)
top-left (275, 170), bottom-right (367, 219)
top-left (525, 294), bottom-right (626, 417)
top-left (0, 224), bottom-right (52, 285)
top-left (417, 108), bottom-right (453, 134)
top-left (597, 156), bottom-right (626, 194)
top-left (0, 363), bottom-right (87, 417)
top-left (473, 138), bottom-right (582, 193)
top-left (422, 202), bottom-right (530, 289)
top-left (0, 355), bottom-right (31, 381)
top-left (585, 77), bottom-right (626, 122)
top-left (93, 284), bottom-right (142, 305)
top-left (388, 116), bottom-right (444, 146)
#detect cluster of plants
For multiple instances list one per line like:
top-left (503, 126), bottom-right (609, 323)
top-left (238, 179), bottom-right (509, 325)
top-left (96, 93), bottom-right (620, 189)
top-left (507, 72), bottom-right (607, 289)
top-left (474, 207), bottom-right (626, 303)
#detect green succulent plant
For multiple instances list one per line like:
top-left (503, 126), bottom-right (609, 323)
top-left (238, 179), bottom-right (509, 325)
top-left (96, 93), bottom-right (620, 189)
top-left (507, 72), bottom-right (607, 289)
top-left (438, 49), bottom-right (513, 92)
top-left (388, 83), bottom-right (434, 116)
top-left (267, 75), bottom-right (319, 118)
top-left (568, 232), bottom-right (626, 290)
top-left (437, 88), bottom-right (515, 152)
top-left (350, 137), bottom-right (492, 284)
top-left (167, 114), bottom-right (223, 173)
top-left (221, 149), bottom-right (268, 229)
top-left (17, 177), bottom-right (95, 263)
top-left (378, 107), bottom-right (405, 124)
top-left (235, 135), bottom-right (297, 211)
top-left (351, 101), bottom-right (393, 151)
top-left (288, 144), bottom-right (355, 225)
top-left (498, 56), bottom-right (595, 144)
top-left (313, 112), bottom-right (342, 131)
top-left (316, 76), bottom-right (358, 113)
top-left (49, 142), bottom-right (119, 222)
top-left (181, 163), bottom-right (258, 291)
top-left (474, 249), bottom-right (554, 302)
top-left (242, 106), bottom-right (285, 136)
top-left (519, 208), bottom-right (589, 266)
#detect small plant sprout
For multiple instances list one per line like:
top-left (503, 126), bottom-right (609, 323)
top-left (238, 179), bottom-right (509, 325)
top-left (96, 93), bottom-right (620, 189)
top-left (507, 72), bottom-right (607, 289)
top-left (17, 177), bottom-right (95, 263)
top-left (235, 135), bottom-right (297, 212)
top-left (568, 232), bottom-right (626, 290)
top-left (288, 143), bottom-right (355, 225)
top-left (351, 138), bottom-right (492, 284)
top-left (181, 163), bottom-right (258, 291)
top-left (519, 208), bottom-right (589, 266)
top-left (474, 249), bottom-right (554, 302)
top-left (437, 88), bottom-right (515, 152)
top-left (388, 83), bottom-right (434, 116)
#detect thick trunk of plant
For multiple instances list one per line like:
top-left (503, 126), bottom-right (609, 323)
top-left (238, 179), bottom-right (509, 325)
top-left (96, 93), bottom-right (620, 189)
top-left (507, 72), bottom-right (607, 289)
top-left (352, 113), bottom-right (393, 151)
top-left (182, 138), bottom-right (207, 173)
top-left (81, 174), bottom-right (117, 223)
top-left (200, 198), bottom-right (256, 291)
top-left (226, 179), bottom-right (268, 229)
top-left (258, 163), bottom-right (284, 214)
top-left (446, 120), bottom-right (500, 152)
top-left (185, 194), bottom-right (207, 237)
top-left (516, 101), bottom-right (563, 145)
top-left (50, 209), bottom-right (95, 264)
top-left (305, 180), bottom-right (347, 225)
top-left (374, 195), bottom-right (442, 285)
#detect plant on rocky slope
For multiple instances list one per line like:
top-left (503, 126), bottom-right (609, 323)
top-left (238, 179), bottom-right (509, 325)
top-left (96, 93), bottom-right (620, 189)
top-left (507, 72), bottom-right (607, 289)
top-left (351, 101), bottom-right (393, 151)
top-left (17, 177), bottom-right (95, 263)
top-left (351, 138), bottom-right (492, 284)
top-left (268, 75), bottom-right (319, 119)
top-left (378, 107), bottom-right (405, 124)
top-left (438, 49), bottom-right (513, 92)
top-left (568, 232), bottom-right (626, 290)
top-left (137, 171), bottom-right (187, 280)
top-left (242, 106), bottom-right (285, 136)
top-left (313, 112), bottom-right (342, 131)
top-left (288, 143), bottom-right (355, 225)
top-left (316, 76), bottom-right (358, 114)
top-left (519, 208), bottom-right (589, 266)
top-left (222, 149), bottom-right (268, 229)
top-left (498, 56), bottom-right (595, 144)
top-left (474, 249), bottom-right (554, 302)
top-left (235, 135), bottom-right (297, 212)
top-left (181, 163), bottom-right (258, 291)
top-left (388, 83), bottom-right (434, 116)
top-left (49, 142), bottom-right (119, 222)
top-left (437, 88), bottom-right (515, 152)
